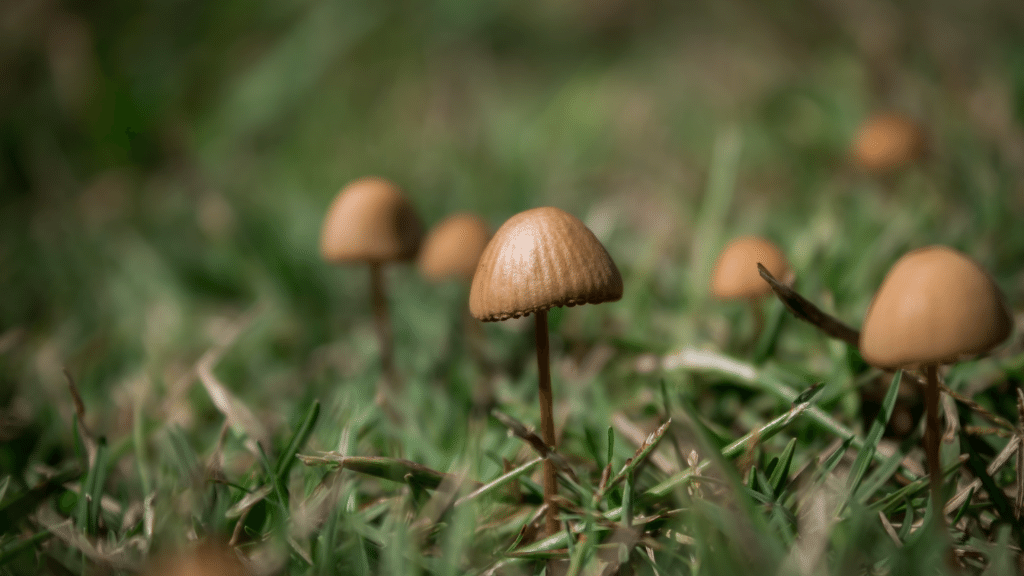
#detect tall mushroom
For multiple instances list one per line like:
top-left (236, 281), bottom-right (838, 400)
top-left (469, 207), bottom-right (623, 537)
top-left (321, 176), bottom-right (424, 401)
top-left (710, 235), bottom-right (790, 344)
top-left (860, 246), bottom-right (1011, 525)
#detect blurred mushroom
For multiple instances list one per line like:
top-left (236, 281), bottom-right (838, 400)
top-left (711, 235), bottom-right (790, 344)
top-left (470, 207), bottom-right (622, 537)
top-left (851, 113), bottom-right (926, 175)
top-left (143, 541), bottom-right (251, 576)
top-left (418, 213), bottom-right (494, 405)
top-left (321, 176), bottom-right (424, 404)
top-left (860, 245), bottom-right (1011, 526)
top-left (418, 213), bottom-right (491, 283)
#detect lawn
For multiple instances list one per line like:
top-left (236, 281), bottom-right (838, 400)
top-left (2, 0), bottom-right (1024, 574)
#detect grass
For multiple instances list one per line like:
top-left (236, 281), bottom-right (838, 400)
top-left (2, 0), bottom-right (1024, 574)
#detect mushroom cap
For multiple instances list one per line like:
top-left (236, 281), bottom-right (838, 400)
top-left (710, 236), bottom-right (789, 300)
top-left (851, 113), bottom-right (925, 174)
top-left (320, 177), bottom-right (424, 264)
top-left (860, 246), bottom-right (1011, 369)
top-left (469, 207), bottom-right (623, 321)
top-left (417, 213), bottom-right (491, 282)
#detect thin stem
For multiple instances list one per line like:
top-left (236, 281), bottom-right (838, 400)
top-left (924, 363), bottom-right (944, 529)
top-left (748, 297), bottom-right (764, 347)
top-left (535, 309), bottom-right (559, 537)
top-left (369, 262), bottom-right (401, 407)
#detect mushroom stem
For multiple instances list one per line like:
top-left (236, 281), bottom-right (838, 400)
top-left (748, 297), bottom-right (764, 346)
top-left (534, 309), bottom-right (559, 537)
top-left (923, 363), bottom-right (944, 529)
top-left (369, 262), bottom-right (399, 393)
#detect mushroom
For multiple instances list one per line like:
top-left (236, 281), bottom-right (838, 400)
top-left (320, 176), bottom-right (424, 400)
top-left (143, 541), bottom-right (251, 576)
top-left (470, 206), bottom-right (623, 536)
top-left (710, 235), bottom-right (790, 344)
top-left (851, 113), bottom-right (926, 175)
top-left (418, 213), bottom-right (491, 283)
top-left (860, 246), bottom-right (1011, 524)
top-left (418, 213), bottom-right (494, 401)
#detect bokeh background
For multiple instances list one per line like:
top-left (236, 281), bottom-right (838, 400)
top-left (2, 1), bottom-right (1024, 570)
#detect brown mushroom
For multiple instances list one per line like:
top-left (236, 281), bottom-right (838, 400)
top-left (470, 206), bottom-right (622, 537)
top-left (419, 213), bottom-right (494, 404)
top-left (321, 176), bottom-right (424, 401)
top-left (143, 541), bottom-right (251, 576)
top-left (851, 113), bottom-right (925, 175)
top-left (418, 213), bottom-right (491, 283)
top-left (860, 245), bottom-right (1011, 525)
top-left (710, 235), bottom-right (790, 344)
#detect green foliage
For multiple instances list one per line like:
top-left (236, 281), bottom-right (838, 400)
top-left (2, 0), bottom-right (1024, 574)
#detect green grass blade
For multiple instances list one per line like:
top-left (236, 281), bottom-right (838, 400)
top-left (645, 400), bottom-right (811, 500)
top-left (769, 438), bottom-right (797, 499)
top-left (452, 457), bottom-right (541, 507)
top-left (0, 530), bottom-right (50, 566)
top-left (844, 370), bottom-right (902, 505)
top-left (275, 400), bottom-right (320, 484)
top-left (86, 439), bottom-right (109, 534)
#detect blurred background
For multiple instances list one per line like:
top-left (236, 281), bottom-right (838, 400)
top-left (2, 0), bottom-right (1024, 474)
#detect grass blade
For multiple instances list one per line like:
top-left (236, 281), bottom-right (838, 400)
top-left (769, 438), bottom-right (797, 499)
top-left (275, 400), bottom-right (320, 484)
top-left (844, 371), bottom-right (902, 506)
top-left (453, 457), bottom-right (541, 507)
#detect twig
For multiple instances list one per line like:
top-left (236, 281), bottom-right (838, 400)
top-left (757, 264), bottom-right (860, 347)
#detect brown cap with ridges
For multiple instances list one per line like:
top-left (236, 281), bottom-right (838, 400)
top-left (320, 177), bottom-right (424, 263)
top-left (860, 246), bottom-right (1011, 369)
top-left (418, 213), bottom-right (491, 282)
top-left (469, 207), bottom-right (623, 321)
top-left (710, 236), bottom-right (789, 300)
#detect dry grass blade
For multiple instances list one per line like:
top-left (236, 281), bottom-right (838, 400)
top-left (594, 419), bottom-right (672, 506)
top-left (879, 511), bottom-right (903, 548)
top-left (64, 369), bottom-right (97, 468)
top-left (491, 409), bottom-right (579, 482)
top-left (297, 453), bottom-right (481, 491)
top-left (645, 400), bottom-right (811, 500)
top-left (453, 457), bottom-right (542, 507)
top-left (945, 434), bottom-right (1021, 515)
top-left (939, 382), bottom-right (1015, 432)
top-left (757, 263), bottom-right (860, 347)
top-left (1016, 389), bottom-right (1024, 519)
top-left (194, 314), bottom-right (271, 455)
top-left (35, 507), bottom-right (143, 571)
top-left (610, 413), bottom-right (677, 475)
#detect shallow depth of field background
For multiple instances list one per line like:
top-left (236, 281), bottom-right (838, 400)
top-left (2, 0), bottom-right (1024, 574)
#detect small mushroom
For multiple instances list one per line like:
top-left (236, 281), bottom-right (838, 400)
top-left (143, 541), bottom-right (251, 576)
top-left (320, 176), bottom-right (424, 402)
top-left (418, 213), bottom-right (491, 283)
top-left (860, 245), bottom-right (1011, 525)
top-left (418, 213), bottom-right (494, 404)
top-left (710, 235), bottom-right (790, 344)
top-left (851, 113), bottom-right (926, 175)
top-left (470, 206), bottom-right (622, 537)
